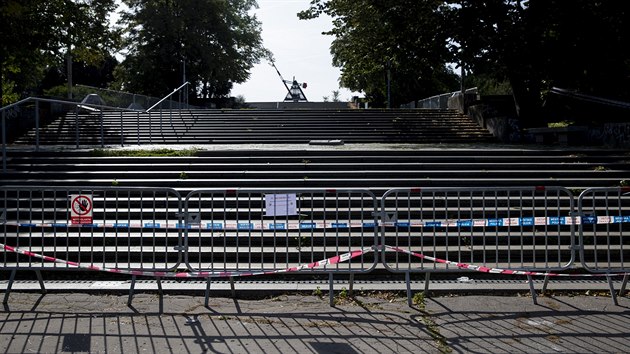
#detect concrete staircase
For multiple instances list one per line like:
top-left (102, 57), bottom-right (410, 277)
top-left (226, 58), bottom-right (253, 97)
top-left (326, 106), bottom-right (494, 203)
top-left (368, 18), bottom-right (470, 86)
top-left (3, 108), bottom-right (629, 289)
top-left (3, 149), bottom-right (628, 192)
top-left (13, 108), bottom-right (495, 145)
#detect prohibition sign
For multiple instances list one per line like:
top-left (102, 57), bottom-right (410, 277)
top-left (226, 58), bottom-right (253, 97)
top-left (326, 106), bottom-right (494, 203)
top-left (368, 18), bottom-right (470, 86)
top-left (70, 194), bottom-right (93, 224)
top-left (72, 195), bottom-right (92, 215)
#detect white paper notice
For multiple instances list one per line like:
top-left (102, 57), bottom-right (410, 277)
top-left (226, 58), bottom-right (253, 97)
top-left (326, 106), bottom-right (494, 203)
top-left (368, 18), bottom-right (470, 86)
top-left (265, 194), bottom-right (297, 217)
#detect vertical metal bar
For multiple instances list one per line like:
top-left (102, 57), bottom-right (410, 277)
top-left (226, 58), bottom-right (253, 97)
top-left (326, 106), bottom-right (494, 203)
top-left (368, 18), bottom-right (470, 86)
top-left (149, 111), bottom-right (152, 144)
top-left (542, 274), bottom-right (550, 295)
top-left (35, 270), bottom-right (46, 294)
top-left (607, 275), bottom-right (619, 306)
top-left (204, 278), bottom-right (212, 308)
top-left (329, 273), bottom-right (334, 307)
top-left (152, 190), bottom-right (157, 270)
top-left (128, 275), bottom-right (136, 305)
top-left (2, 269), bottom-right (16, 304)
top-left (348, 273), bottom-right (354, 297)
top-left (137, 111), bottom-right (140, 145)
top-left (527, 275), bottom-right (538, 305)
top-left (405, 272), bottom-right (412, 307)
top-left (120, 110), bottom-right (124, 147)
top-left (75, 108), bottom-right (79, 148)
top-left (423, 272), bottom-right (431, 295)
top-left (1, 110), bottom-right (6, 173)
top-left (35, 100), bottom-right (40, 151)
top-left (617, 190), bottom-right (624, 269)
top-left (605, 191), bottom-right (612, 270)
top-left (99, 109), bottom-right (104, 148)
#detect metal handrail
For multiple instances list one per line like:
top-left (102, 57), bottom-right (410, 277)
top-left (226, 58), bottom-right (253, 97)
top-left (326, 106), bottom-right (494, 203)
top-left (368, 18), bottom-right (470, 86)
top-left (550, 87), bottom-right (630, 110)
top-left (146, 82), bottom-right (190, 112)
top-left (1, 82), bottom-right (193, 173)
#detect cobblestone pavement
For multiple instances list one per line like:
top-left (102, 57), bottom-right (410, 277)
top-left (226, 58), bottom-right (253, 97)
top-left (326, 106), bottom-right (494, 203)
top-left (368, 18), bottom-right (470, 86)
top-left (1, 292), bottom-right (630, 353)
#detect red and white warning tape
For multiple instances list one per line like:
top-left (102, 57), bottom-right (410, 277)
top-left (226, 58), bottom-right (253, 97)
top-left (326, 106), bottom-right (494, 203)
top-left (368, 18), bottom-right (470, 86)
top-left (0, 242), bottom-right (373, 279)
top-left (384, 245), bottom-right (629, 277)
top-left (2, 242), bottom-right (628, 278)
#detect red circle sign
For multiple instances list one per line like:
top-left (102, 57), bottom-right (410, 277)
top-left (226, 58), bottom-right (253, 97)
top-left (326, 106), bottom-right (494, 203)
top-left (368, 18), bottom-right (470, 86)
top-left (71, 195), bottom-right (92, 216)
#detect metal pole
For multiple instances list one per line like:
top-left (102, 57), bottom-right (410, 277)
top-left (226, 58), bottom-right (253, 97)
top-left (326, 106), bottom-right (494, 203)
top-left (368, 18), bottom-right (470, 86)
top-left (100, 108), bottom-right (104, 148)
top-left (386, 60), bottom-right (392, 109)
top-left (1, 110), bottom-right (6, 173)
top-left (120, 110), bottom-right (124, 147)
top-left (75, 108), bottom-right (79, 149)
top-left (35, 100), bottom-right (40, 151)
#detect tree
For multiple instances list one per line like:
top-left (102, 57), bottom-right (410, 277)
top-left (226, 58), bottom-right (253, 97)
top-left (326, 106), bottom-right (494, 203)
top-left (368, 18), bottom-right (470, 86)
top-left (115, 0), bottom-right (269, 100)
top-left (0, 0), bottom-right (118, 104)
top-left (301, 1), bottom-right (630, 120)
top-left (449, 0), bottom-right (630, 123)
top-left (299, 0), bottom-right (460, 107)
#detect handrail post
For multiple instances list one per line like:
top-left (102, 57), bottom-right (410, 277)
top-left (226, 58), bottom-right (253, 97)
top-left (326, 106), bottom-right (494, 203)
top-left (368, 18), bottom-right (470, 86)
top-left (75, 107), bottom-right (79, 149)
top-left (100, 108), bottom-right (104, 148)
top-left (120, 110), bottom-right (124, 147)
top-left (137, 111), bottom-right (140, 145)
top-left (35, 100), bottom-right (40, 151)
top-left (2, 110), bottom-right (6, 173)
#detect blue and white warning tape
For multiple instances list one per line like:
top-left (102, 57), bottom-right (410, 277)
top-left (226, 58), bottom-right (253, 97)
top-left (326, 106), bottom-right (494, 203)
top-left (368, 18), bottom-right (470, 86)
top-left (3, 215), bottom-right (629, 231)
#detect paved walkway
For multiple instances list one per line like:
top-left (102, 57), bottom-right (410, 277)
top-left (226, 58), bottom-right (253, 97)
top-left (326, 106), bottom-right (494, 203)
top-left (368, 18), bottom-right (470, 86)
top-left (1, 292), bottom-right (629, 353)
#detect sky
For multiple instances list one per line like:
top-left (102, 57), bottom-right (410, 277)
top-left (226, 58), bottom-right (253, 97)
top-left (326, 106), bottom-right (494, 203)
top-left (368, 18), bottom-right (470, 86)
top-left (230, 0), bottom-right (359, 103)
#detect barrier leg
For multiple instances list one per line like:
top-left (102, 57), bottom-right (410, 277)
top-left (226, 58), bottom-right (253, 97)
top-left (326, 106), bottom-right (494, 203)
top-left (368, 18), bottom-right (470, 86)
top-left (527, 275), bottom-right (538, 305)
top-left (329, 273), bottom-right (334, 307)
top-left (35, 270), bottom-right (46, 294)
top-left (619, 274), bottom-right (629, 298)
top-left (541, 274), bottom-right (550, 296)
top-left (156, 277), bottom-right (163, 296)
top-left (204, 278), bottom-right (212, 308)
top-left (607, 275), bottom-right (619, 306)
top-left (348, 273), bottom-right (354, 297)
top-left (2, 269), bottom-right (16, 305)
top-left (156, 277), bottom-right (163, 314)
top-left (229, 277), bottom-right (236, 298)
top-left (128, 275), bottom-right (137, 306)
top-left (423, 273), bottom-right (431, 296)
top-left (405, 272), bottom-right (412, 307)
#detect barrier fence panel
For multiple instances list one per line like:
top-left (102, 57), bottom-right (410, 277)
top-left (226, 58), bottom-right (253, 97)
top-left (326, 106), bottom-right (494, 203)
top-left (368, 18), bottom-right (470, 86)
top-left (183, 189), bottom-right (379, 275)
top-left (380, 187), bottom-right (576, 273)
top-left (1, 186), bottom-right (184, 272)
top-left (578, 187), bottom-right (630, 273)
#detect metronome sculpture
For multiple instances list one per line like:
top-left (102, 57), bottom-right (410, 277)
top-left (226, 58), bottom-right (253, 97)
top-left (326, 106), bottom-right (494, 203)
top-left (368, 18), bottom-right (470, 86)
top-left (271, 62), bottom-right (308, 102)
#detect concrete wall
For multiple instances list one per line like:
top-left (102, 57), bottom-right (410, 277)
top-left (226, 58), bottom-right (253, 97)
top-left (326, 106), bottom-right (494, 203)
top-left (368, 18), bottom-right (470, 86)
top-left (246, 102), bottom-right (352, 110)
top-left (467, 96), bottom-right (521, 143)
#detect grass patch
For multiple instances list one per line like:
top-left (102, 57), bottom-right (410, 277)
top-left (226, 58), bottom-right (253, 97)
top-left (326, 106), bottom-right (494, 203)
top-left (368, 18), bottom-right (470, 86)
top-left (547, 120), bottom-right (574, 128)
top-left (92, 148), bottom-right (201, 157)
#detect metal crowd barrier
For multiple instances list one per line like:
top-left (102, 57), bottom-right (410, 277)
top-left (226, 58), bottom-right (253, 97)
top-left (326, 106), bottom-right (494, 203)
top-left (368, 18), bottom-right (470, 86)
top-left (578, 187), bottom-right (630, 304)
top-left (3, 185), bottom-right (630, 307)
top-left (380, 187), bottom-right (576, 304)
top-left (1, 186), bottom-right (184, 303)
top-left (183, 188), bottom-right (379, 305)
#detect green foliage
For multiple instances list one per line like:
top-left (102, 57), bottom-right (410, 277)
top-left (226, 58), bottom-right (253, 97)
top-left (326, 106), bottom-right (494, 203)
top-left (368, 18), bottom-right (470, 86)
top-left (299, 0), bottom-right (460, 107)
top-left (92, 148), bottom-right (201, 157)
top-left (547, 121), bottom-right (574, 128)
top-left (300, 1), bottom-right (630, 116)
top-left (412, 291), bottom-right (425, 308)
top-left (0, 0), bottom-right (119, 103)
top-left (116, 0), bottom-right (269, 99)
